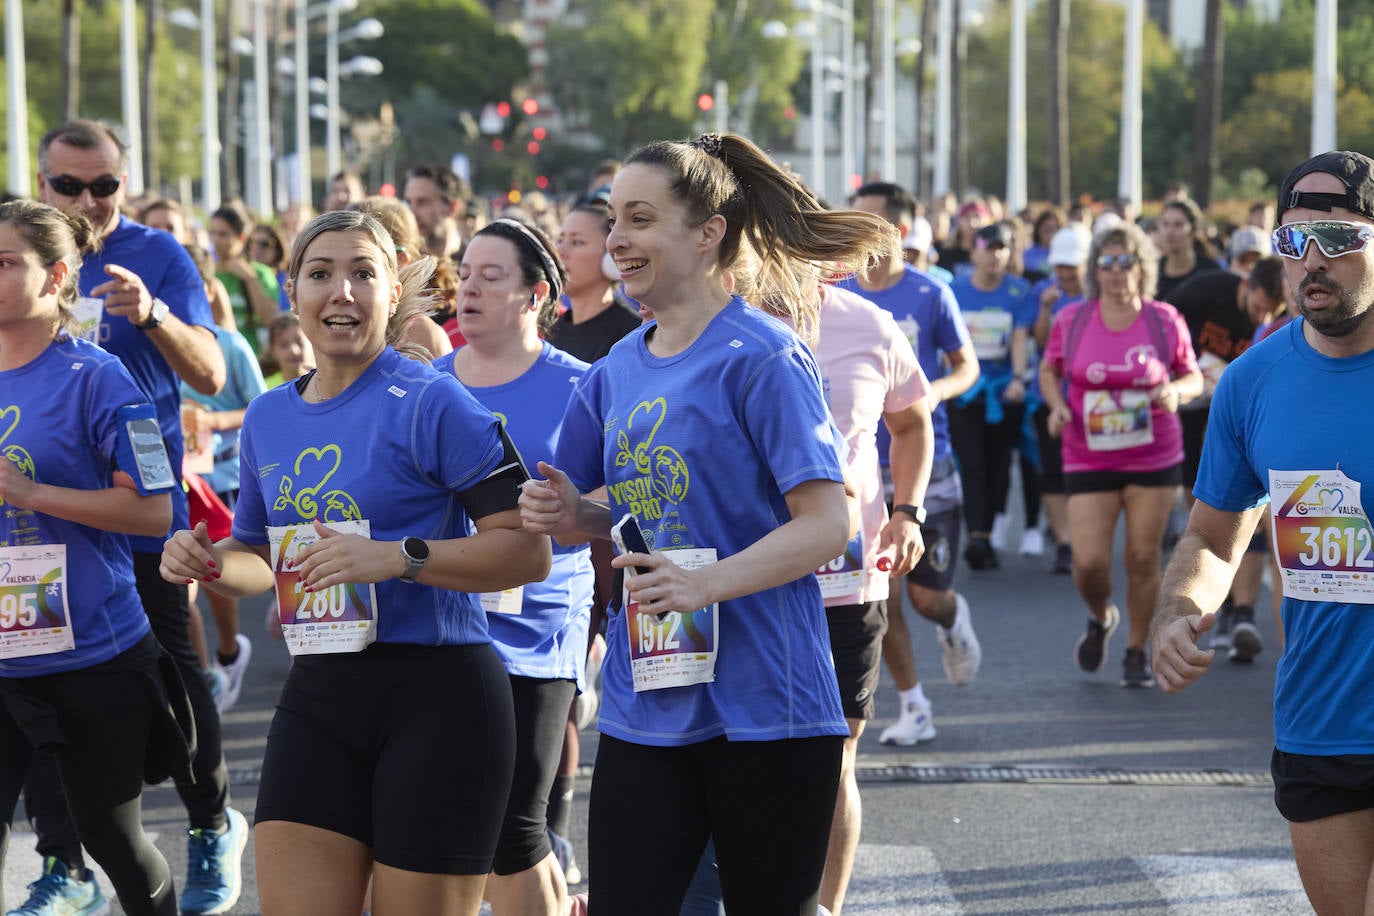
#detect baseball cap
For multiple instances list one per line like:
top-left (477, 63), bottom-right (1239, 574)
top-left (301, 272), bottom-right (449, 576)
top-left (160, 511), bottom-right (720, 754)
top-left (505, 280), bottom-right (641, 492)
top-left (1228, 225), bottom-right (1271, 258)
top-left (1091, 211), bottom-right (1124, 237)
top-left (1277, 150), bottom-right (1374, 221)
top-left (903, 216), bottom-right (933, 253)
top-left (974, 223), bottom-right (1013, 249)
top-left (1047, 225), bottom-right (1090, 266)
top-left (959, 201), bottom-right (992, 221)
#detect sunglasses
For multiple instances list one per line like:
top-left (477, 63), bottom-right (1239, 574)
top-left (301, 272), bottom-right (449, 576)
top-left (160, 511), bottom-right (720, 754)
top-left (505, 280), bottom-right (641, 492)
top-left (1271, 220), bottom-right (1374, 260)
top-left (44, 174), bottom-right (122, 198)
top-left (1095, 253), bottom-right (1140, 271)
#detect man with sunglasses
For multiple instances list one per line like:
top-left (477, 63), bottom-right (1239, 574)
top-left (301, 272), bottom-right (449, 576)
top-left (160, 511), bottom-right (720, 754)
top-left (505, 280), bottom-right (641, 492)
top-left (1153, 150), bottom-right (1374, 915)
top-left (18, 119), bottom-right (245, 916)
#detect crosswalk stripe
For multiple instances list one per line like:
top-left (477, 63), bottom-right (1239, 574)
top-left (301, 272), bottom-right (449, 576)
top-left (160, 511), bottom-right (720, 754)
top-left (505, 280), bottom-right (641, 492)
top-left (1135, 854), bottom-right (1314, 915)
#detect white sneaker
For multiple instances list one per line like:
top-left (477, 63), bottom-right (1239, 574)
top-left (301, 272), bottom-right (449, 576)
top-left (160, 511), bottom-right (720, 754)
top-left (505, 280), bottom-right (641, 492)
top-left (213, 634), bottom-right (252, 715)
top-left (576, 633), bottom-right (606, 731)
top-left (1019, 528), bottom-right (1045, 557)
top-left (938, 593), bottom-right (982, 686)
top-left (878, 696), bottom-right (936, 745)
top-left (989, 513), bottom-right (1011, 551)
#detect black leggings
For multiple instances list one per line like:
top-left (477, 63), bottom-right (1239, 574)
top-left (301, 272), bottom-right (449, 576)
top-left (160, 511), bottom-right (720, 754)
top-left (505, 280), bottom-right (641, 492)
top-left (588, 734), bottom-right (843, 915)
top-left (493, 676), bottom-right (577, 875)
top-left (948, 399), bottom-right (1025, 534)
top-left (24, 551), bottom-right (230, 862)
top-left (0, 635), bottom-right (176, 916)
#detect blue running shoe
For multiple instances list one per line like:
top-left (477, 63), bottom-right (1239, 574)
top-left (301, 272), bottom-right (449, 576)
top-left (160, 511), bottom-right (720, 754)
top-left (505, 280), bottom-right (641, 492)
top-left (179, 807), bottom-right (248, 915)
top-left (5, 856), bottom-right (109, 916)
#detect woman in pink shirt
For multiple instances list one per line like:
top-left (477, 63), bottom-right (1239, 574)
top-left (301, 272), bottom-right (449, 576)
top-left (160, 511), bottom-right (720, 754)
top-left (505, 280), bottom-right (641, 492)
top-left (1040, 223), bottom-right (1202, 688)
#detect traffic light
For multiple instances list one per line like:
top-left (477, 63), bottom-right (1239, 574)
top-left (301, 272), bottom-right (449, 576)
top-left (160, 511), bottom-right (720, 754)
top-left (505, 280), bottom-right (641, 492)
top-left (697, 93), bottom-right (715, 112)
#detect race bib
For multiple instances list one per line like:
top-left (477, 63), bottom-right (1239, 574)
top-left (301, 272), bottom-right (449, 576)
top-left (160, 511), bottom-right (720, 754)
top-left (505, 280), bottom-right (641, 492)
top-left (817, 532), bottom-right (864, 601)
top-left (624, 547), bottom-right (718, 692)
top-left (480, 586), bottom-right (524, 615)
top-left (268, 520), bottom-right (379, 655)
top-left (72, 297), bottom-right (103, 343)
top-left (1269, 469), bottom-right (1374, 602)
top-left (0, 545), bottom-right (74, 660)
top-left (1083, 389), bottom-right (1153, 451)
top-left (896, 316), bottom-right (919, 347)
top-left (964, 310), bottom-right (1013, 362)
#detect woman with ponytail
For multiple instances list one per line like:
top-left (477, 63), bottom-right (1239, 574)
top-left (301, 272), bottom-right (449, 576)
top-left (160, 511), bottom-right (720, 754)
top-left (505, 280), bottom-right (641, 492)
top-left (161, 209), bottom-right (551, 915)
top-left (520, 133), bottom-right (895, 913)
top-left (0, 201), bottom-right (185, 915)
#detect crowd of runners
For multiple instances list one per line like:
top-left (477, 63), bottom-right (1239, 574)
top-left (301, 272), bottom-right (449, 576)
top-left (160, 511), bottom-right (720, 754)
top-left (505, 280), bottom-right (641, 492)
top-left (1, 114), bottom-right (1372, 916)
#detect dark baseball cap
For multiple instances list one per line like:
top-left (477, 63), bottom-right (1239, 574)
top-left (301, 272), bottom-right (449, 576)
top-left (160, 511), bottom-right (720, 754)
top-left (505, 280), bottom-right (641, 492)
top-left (1277, 150), bottom-right (1374, 222)
top-left (974, 223), bottom-right (1013, 249)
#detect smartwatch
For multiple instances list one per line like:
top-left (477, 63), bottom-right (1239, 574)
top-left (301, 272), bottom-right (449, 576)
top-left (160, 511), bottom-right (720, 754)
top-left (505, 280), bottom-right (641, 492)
top-left (137, 297), bottom-right (170, 331)
top-left (892, 504), bottom-right (928, 525)
top-left (399, 537), bottom-right (430, 583)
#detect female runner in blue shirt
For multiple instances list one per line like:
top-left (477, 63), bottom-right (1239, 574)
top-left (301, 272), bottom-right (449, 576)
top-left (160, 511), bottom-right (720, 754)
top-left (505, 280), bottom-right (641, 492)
top-left (0, 201), bottom-right (184, 915)
top-left (520, 133), bottom-right (895, 914)
top-left (434, 217), bottom-right (593, 915)
top-left (160, 209), bottom-right (552, 916)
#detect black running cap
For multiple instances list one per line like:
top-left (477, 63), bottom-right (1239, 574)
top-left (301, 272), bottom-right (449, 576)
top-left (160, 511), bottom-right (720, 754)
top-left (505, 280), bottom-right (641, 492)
top-left (1277, 150), bottom-right (1374, 222)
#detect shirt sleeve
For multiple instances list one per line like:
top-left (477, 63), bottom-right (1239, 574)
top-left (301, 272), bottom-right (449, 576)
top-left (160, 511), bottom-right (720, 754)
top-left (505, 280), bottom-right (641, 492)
top-left (1011, 280), bottom-right (1038, 329)
top-left (154, 241), bottom-right (216, 332)
top-left (740, 346), bottom-right (845, 494)
top-left (881, 311), bottom-right (930, 414)
top-left (413, 375), bottom-right (505, 492)
top-left (231, 410), bottom-right (268, 545)
top-left (554, 366), bottom-right (610, 494)
top-left (933, 283), bottom-right (973, 354)
top-left (88, 359), bottom-right (158, 469)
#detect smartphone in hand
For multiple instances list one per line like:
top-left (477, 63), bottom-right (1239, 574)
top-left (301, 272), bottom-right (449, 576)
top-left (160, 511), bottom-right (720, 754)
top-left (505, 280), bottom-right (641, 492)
top-left (610, 513), bottom-right (653, 575)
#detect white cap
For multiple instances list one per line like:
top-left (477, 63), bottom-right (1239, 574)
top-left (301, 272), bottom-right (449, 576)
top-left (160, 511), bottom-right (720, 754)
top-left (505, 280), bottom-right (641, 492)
top-left (1229, 225), bottom-right (1271, 258)
top-left (1047, 225), bottom-right (1091, 267)
top-left (1092, 211), bottom-right (1124, 237)
top-left (903, 216), bottom-right (933, 254)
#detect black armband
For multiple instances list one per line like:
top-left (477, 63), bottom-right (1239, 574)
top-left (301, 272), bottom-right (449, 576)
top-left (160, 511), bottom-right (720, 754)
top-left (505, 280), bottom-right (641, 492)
top-left (458, 425), bottom-right (532, 521)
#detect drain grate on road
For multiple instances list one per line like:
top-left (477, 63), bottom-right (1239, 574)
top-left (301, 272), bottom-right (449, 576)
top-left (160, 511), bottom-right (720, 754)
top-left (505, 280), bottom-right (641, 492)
top-left (227, 763), bottom-right (1272, 789)
top-left (855, 764), bottom-right (1272, 788)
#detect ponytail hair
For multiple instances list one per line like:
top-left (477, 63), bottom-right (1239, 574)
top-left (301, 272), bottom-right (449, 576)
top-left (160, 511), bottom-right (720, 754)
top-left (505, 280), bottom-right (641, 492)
top-left (624, 133), bottom-right (897, 340)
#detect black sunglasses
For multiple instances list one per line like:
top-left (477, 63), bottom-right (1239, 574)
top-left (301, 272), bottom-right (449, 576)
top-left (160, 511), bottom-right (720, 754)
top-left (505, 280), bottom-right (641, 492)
top-left (1095, 253), bottom-right (1140, 271)
top-left (44, 174), bottom-right (122, 198)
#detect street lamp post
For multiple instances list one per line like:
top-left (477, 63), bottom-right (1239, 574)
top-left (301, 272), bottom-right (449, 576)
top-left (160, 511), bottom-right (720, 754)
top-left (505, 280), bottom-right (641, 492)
top-left (169, 3), bottom-right (221, 212)
top-left (881, 0), bottom-right (897, 181)
top-left (5, 0), bottom-right (30, 198)
top-left (1311, 0), bottom-right (1337, 154)
top-left (1118, 0), bottom-right (1144, 214)
top-left (120, 0), bottom-right (145, 194)
top-left (933, 0), bottom-right (953, 196)
top-left (249, 0), bottom-right (272, 217)
top-left (325, 1), bottom-right (341, 180)
top-left (296, 0), bottom-right (310, 204)
top-left (1006, 0), bottom-right (1027, 213)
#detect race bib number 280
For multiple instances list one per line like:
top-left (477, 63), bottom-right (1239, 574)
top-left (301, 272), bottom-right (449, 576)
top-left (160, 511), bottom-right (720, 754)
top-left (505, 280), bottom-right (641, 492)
top-left (1269, 469), bottom-right (1374, 602)
top-left (268, 520), bottom-right (379, 654)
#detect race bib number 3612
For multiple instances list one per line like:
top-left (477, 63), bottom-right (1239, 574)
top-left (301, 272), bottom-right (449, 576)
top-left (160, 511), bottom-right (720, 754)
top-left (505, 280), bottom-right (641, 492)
top-left (1269, 469), bottom-right (1374, 602)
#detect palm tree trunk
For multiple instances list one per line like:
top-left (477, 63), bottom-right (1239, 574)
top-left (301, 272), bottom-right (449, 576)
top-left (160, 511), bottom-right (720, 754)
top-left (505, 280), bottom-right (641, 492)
top-left (1190, 0), bottom-right (1223, 208)
top-left (1047, 0), bottom-right (1069, 207)
top-left (915, 0), bottom-right (935, 199)
top-left (60, 0), bottom-right (81, 122)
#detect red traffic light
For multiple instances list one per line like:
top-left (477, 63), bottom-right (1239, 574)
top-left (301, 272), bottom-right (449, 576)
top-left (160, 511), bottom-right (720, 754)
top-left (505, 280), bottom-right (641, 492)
top-left (527, 141), bottom-right (541, 155)
top-left (496, 101), bottom-right (511, 118)
top-left (697, 93), bottom-right (714, 112)
top-left (522, 98), bottom-right (539, 115)
top-left (492, 139), bottom-right (505, 152)
top-left (535, 176), bottom-right (549, 190)
top-left (532, 126), bottom-right (547, 141)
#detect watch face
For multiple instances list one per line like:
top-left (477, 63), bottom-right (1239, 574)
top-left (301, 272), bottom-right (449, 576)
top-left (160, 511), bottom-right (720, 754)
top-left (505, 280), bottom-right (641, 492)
top-left (404, 537), bottom-right (430, 560)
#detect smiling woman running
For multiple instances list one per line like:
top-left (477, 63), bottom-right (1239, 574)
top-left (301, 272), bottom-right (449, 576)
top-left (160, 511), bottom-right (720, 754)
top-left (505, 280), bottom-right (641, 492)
top-left (520, 133), bottom-right (894, 914)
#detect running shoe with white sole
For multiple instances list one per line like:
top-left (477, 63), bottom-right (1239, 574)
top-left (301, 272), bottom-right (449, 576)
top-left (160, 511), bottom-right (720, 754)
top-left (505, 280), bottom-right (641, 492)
top-left (878, 697), bottom-right (936, 745)
top-left (1229, 605), bottom-right (1263, 663)
top-left (180, 807), bottom-right (249, 915)
top-left (1019, 528), bottom-right (1045, 557)
top-left (1120, 648), bottom-right (1155, 688)
top-left (938, 594), bottom-right (982, 686)
top-left (213, 633), bottom-right (253, 714)
top-left (5, 857), bottom-right (109, 916)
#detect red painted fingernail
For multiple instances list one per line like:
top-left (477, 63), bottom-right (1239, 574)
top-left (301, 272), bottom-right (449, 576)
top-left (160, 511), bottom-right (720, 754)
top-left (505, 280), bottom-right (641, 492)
top-left (206, 559), bottom-right (217, 569)
top-left (185, 578), bottom-right (194, 585)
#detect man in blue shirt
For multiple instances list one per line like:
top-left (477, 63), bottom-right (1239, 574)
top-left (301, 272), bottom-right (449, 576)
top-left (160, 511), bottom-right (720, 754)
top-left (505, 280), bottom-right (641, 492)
top-left (24, 119), bottom-right (245, 916)
top-left (1153, 150), bottom-right (1374, 915)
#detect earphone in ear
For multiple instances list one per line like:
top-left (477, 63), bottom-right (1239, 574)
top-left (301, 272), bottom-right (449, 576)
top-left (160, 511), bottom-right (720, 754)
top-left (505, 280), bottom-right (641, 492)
top-left (530, 293), bottom-right (539, 307)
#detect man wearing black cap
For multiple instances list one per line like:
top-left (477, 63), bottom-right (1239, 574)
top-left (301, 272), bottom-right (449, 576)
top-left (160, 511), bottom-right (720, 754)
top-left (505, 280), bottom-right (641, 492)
top-left (1152, 150), bottom-right (1374, 914)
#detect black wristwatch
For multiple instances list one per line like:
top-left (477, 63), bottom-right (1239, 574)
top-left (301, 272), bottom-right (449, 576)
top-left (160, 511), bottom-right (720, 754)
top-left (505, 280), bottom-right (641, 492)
top-left (398, 537), bottom-right (430, 583)
top-left (137, 297), bottom-right (170, 331)
top-left (892, 504), bottom-right (928, 525)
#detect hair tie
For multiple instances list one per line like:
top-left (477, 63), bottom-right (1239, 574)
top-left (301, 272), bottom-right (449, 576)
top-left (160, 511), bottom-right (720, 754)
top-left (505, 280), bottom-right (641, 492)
top-left (690, 133), bottom-right (725, 159)
top-left (489, 218), bottom-right (564, 302)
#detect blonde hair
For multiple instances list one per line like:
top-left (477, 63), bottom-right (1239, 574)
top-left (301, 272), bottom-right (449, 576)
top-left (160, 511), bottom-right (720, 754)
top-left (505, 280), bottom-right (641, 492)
top-left (1085, 222), bottom-right (1161, 302)
top-left (287, 210), bottom-right (438, 363)
top-left (0, 200), bottom-right (94, 338)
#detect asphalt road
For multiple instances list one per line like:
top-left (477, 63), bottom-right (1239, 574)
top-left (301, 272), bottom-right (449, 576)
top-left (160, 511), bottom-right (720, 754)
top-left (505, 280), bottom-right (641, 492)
top-left (4, 507), bottom-right (1311, 914)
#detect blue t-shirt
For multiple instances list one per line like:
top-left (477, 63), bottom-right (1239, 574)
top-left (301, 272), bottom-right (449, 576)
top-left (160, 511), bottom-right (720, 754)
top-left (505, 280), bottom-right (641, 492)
top-left (1195, 317), bottom-right (1374, 755)
top-left (835, 267), bottom-right (972, 463)
top-left (232, 348), bottom-right (507, 646)
top-left (181, 327), bottom-right (267, 494)
top-left (434, 343), bottom-right (595, 683)
top-left (0, 337), bottom-right (162, 676)
top-left (948, 272), bottom-right (1036, 383)
top-left (1027, 278), bottom-right (1083, 402)
top-left (555, 297), bottom-right (847, 746)
top-left (81, 216), bottom-right (216, 552)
